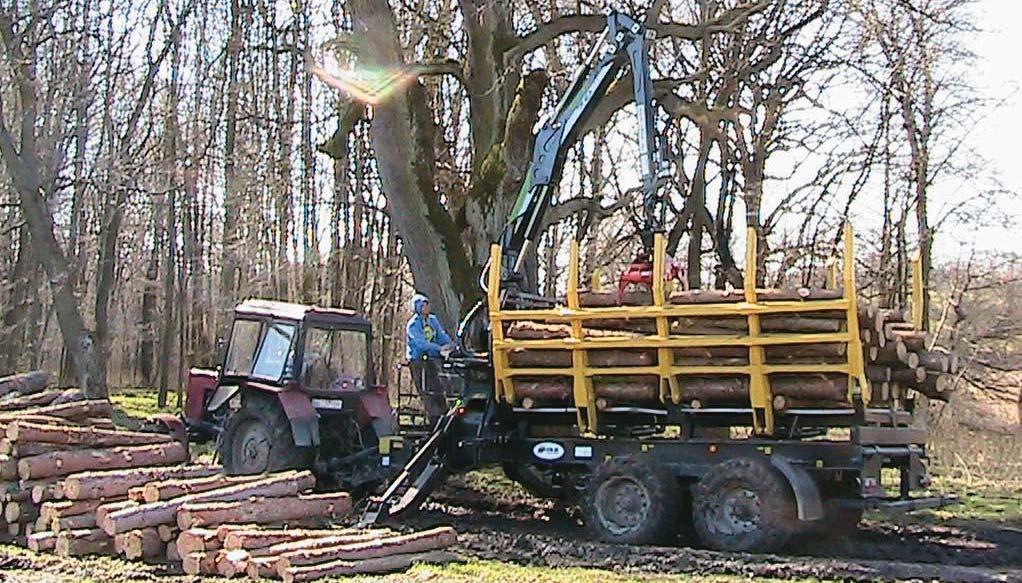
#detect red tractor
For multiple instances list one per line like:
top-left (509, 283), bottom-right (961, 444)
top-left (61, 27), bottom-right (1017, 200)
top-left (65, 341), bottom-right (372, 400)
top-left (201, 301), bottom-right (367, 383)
top-left (184, 300), bottom-right (397, 489)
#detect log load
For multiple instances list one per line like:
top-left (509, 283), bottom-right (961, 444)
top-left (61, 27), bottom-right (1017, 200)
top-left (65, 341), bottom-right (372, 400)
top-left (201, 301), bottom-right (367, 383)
top-left (513, 374), bottom-right (850, 407)
top-left (101, 470), bottom-right (316, 535)
top-left (0, 371), bottom-right (49, 398)
top-left (62, 464), bottom-right (220, 500)
top-left (6, 421), bottom-right (173, 448)
top-left (176, 491), bottom-right (352, 530)
top-left (55, 528), bottom-right (113, 556)
top-left (18, 441), bottom-right (188, 480)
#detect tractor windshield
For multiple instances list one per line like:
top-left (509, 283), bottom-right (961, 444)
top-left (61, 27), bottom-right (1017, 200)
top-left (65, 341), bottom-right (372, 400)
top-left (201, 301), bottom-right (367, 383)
top-left (224, 318), bottom-right (297, 381)
top-left (302, 327), bottom-right (369, 391)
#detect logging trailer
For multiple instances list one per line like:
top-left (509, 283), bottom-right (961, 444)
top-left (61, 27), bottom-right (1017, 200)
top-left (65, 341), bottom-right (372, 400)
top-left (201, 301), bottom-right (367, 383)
top-left (184, 12), bottom-right (954, 553)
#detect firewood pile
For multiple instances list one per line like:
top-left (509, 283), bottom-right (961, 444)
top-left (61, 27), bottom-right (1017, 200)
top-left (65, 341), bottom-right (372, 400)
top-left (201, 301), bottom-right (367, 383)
top-left (0, 371), bottom-right (458, 580)
top-left (502, 288), bottom-right (957, 411)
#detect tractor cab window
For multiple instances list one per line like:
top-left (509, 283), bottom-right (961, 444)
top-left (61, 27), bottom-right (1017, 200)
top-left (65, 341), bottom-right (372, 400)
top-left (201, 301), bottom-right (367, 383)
top-left (302, 327), bottom-right (369, 391)
top-left (224, 319), bottom-right (261, 375)
top-left (251, 322), bottom-right (297, 380)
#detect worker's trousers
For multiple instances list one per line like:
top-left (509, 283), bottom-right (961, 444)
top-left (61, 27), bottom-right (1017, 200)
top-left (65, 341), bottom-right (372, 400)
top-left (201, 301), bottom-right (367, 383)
top-left (409, 358), bottom-right (448, 424)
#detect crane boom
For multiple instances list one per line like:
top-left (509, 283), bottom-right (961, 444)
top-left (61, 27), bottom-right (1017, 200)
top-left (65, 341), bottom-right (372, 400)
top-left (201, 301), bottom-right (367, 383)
top-left (497, 12), bottom-right (665, 289)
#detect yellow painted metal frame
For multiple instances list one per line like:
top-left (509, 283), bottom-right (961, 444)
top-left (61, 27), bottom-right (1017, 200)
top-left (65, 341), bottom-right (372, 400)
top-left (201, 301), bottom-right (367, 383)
top-left (910, 251), bottom-right (924, 329)
top-left (486, 225), bottom-right (870, 435)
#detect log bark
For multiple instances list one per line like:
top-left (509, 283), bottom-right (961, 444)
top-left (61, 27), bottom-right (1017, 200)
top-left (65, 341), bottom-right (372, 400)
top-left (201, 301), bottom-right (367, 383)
top-left (51, 512), bottom-right (96, 532)
top-left (0, 455), bottom-right (17, 480)
top-left (280, 550), bottom-right (458, 582)
top-left (890, 367), bottom-right (927, 384)
top-left (27, 530), bottom-right (57, 552)
top-left (18, 441), bottom-right (188, 480)
top-left (0, 371), bottom-right (49, 398)
top-left (177, 492), bottom-right (351, 530)
top-left (55, 528), bottom-right (113, 556)
top-left (865, 366), bottom-right (892, 382)
top-left (917, 350), bottom-right (949, 373)
top-left (102, 471), bottom-right (316, 535)
top-left (273, 527), bottom-right (458, 572)
top-left (7, 422), bottom-right (172, 448)
top-left (62, 464), bottom-right (220, 500)
top-left (143, 473), bottom-right (259, 503)
top-left (2, 440), bottom-right (84, 457)
top-left (176, 527), bottom-right (221, 556)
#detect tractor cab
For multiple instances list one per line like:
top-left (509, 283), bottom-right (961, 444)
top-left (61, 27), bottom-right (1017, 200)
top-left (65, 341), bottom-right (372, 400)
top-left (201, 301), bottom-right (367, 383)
top-left (185, 300), bottom-right (395, 483)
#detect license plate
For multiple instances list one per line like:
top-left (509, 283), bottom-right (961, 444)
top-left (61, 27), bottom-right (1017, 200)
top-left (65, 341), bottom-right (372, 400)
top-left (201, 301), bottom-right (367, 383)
top-left (311, 398), bottom-right (344, 410)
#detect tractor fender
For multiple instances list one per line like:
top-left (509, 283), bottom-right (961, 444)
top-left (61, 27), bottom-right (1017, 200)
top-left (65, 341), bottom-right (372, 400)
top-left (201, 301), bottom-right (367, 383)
top-left (770, 456), bottom-right (824, 521)
top-left (245, 382), bottom-right (321, 448)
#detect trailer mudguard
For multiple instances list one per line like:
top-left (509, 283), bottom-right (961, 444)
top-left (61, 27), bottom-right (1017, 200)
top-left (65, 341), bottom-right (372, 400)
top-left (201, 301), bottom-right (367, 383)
top-left (276, 389), bottom-right (320, 447)
top-left (771, 456), bottom-right (823, 521)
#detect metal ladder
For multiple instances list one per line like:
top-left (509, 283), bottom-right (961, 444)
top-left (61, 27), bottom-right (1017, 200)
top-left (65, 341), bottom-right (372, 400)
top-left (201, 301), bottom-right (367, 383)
top-left (358, 406), bottom-right (458, 527)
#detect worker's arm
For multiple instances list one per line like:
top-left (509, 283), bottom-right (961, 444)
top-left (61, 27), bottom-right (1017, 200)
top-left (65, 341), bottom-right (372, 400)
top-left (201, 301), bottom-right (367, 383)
top-left (407, 319), bottom-right (443, 359)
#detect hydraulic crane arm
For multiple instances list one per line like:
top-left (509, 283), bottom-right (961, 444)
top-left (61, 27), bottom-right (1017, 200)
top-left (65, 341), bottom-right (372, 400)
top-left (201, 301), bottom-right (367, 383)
top-left (496, 12), bottom-right (665, 289)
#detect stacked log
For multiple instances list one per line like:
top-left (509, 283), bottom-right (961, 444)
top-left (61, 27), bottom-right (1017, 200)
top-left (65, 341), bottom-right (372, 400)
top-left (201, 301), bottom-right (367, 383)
top-left (501, 287), bottom-right (958, 410)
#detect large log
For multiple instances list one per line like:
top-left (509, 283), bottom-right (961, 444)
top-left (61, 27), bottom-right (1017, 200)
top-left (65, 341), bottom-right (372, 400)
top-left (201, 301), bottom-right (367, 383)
top-left (223, 528), bottom-right (389, 552)
top-left (274, 527), bottom-right (459, 577)
top-left (62, 464), bottom-right (220, 500)
top-left (917, 350), bottom-right (950, 373)
top-left (279, 551), bottom-right (458, 583)
top-left (887, 328), bottom-right (927, 352)
top-left (95, 500), bottom-right (139, 525)
top-left (26, 530), bottom-right (57, 552)
top-left (890, 366), bottom-right (927, 384)
top-left (2, 440), bottom-right (84, 457)
top-left (177, 491), bottom-right (352, 530)
top-left (51, 512), bottom-right (96, 532)
top-left (506, 321), bottom-right (641, 340)
top-left (40, 498), bottom-right (108, 523)
top-left (865, 365), bottom-right (892, 382)
top-left (673, 315), bottom-right (843, 333)
top-left (0, 389), bottom-right (64, 411)
top-left (50, 389), bottom-right (86, 406)
top-left (7, 422), bottom-right (172, 448)
top-left (183, 550), bottom-right (219, 575)
top-left (143, 473), bottom-right (261, 503)
top-left (55, 528), bottom-right (113, 556)
top-left (176, 527), bottom-right (221, 556)
top-left (115, 527), bottom-right (164, 560)
top-left (0, 371), bottom-right (49, 398)
top-left (507, 348), bottom-right (654, 369)
top-left (0, 400), bottom-right (112, 423)
top-left (102, 470), bottom-right (316, 535)
top-left (18, 441), bottom-right (188, 480)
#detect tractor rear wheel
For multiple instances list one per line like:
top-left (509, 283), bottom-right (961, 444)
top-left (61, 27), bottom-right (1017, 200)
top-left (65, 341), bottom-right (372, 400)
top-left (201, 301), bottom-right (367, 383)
top-left (693, 457), bottom-right (796, 553)
top-left (220, 393), bottom-right (312, 475)
top-left (581, 457), bottom-right (679, 544)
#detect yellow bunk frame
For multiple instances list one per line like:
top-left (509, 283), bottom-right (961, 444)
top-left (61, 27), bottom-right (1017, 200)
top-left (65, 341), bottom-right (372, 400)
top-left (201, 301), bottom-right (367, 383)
top-left (487, 225), bottom-right (870, 435)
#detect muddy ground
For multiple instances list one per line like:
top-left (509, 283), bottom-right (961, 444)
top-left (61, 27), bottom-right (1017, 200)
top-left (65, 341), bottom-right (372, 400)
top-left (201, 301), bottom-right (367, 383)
top-left (410, 479), bottom-right (1022, 583)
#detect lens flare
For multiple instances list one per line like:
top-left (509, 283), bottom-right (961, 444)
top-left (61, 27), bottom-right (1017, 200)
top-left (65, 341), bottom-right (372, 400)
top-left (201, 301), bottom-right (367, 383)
top-left (310, 63), bottom-right (416, 105)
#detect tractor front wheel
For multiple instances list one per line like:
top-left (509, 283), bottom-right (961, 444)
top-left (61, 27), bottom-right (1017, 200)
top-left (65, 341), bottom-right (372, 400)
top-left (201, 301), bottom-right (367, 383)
top-left (219, 393), bottom-right (312, 475)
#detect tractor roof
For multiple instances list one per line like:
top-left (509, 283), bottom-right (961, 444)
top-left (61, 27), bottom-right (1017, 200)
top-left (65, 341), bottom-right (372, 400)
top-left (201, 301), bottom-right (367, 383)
top-left (234, 299), bottom-right (370, 328)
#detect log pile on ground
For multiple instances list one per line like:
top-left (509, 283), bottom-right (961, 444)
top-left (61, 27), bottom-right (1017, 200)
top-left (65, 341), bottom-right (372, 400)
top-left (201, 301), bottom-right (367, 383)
top-left (18, 461), bottom-right (458, 580)
top-left (503, 287), bottom-right (958, 410)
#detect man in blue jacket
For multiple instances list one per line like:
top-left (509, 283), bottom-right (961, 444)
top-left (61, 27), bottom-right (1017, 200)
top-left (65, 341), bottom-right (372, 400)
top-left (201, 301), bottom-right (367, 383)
top-left (407, 293), bottom-right (455, 422)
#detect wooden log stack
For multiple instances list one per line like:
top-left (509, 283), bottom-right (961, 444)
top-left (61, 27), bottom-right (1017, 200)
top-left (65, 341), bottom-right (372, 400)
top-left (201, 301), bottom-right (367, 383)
top-left (502, 287), bottom-right (959, 411)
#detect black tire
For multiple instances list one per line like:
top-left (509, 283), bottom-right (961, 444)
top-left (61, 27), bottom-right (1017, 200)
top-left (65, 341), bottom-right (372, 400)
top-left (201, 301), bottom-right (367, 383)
top-left (219, 392), bottom-right (312, 475)
top-left (693, 457), bottom-right (796, 553)
top-left (581, 457), bottom-right (679, 545)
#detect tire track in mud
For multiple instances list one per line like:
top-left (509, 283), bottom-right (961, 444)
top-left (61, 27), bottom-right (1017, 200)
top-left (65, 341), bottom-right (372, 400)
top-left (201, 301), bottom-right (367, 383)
top-left (405, 482), bottom-right (1022, 583)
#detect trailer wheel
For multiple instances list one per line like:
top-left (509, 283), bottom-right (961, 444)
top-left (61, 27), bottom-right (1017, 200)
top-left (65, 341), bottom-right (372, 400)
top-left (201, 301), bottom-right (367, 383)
top-left (220, 393), bottom-right (311, 475)
top-left (693, 457), bottom-right (796, 552)
top-left (582, 457), bottom-right (679, 544)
